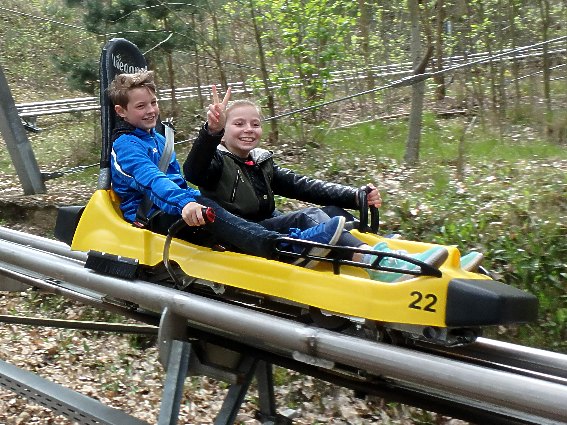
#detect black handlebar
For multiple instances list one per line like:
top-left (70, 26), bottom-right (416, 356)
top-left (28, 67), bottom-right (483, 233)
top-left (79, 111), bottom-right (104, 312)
top-left (357, 186), bottom-right (379, 234)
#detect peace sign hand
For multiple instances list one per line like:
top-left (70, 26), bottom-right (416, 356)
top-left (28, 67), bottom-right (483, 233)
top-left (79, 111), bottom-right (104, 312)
top-left (207, 85), bottom-right (231, 134)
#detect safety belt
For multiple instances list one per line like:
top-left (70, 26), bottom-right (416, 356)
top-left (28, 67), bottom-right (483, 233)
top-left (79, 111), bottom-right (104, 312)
top-left (133, 118), bottom-right (175, 228)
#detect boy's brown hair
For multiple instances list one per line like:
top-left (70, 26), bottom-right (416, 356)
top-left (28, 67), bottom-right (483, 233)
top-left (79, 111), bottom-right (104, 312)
top-left (108, 71), bottom-right (156, 108)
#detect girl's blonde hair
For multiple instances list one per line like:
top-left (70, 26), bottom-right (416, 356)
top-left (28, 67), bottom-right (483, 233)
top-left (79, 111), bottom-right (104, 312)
top-left (225, 99), bottom-right (263, 120)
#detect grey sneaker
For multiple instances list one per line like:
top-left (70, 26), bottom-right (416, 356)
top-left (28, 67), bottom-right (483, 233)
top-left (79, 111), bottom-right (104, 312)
top-left (460, 251), bottom-right (484, 272)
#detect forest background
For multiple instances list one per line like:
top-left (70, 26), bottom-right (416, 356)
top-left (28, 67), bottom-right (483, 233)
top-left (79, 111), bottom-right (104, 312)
top-left (1, 0), bottom-right (566, 352)
top-left (0, 0), bottom-right (566, 423)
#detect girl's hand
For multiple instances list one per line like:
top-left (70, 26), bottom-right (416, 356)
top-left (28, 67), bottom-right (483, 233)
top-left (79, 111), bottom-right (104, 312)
top-left (366, 183), bottom-right (382, 208)
top-left (207, 85), bottom-right (231, 134)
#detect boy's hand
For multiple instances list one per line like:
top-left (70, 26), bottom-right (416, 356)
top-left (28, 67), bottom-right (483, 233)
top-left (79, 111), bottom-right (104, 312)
top-left (207, 85), bottom-right (231, 134)
top-left (182, 202), bottom-right (208, 226)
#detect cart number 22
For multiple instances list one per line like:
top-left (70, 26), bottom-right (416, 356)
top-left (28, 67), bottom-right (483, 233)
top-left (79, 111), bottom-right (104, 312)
top-left (409, 291), bottom-right (437, 312)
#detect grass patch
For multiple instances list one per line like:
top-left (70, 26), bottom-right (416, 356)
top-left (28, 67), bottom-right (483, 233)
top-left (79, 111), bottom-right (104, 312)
top-left (320, 114), bottom-right (566, 164)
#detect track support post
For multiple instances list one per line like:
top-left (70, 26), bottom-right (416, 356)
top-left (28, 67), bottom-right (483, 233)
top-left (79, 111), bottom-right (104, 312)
top-left (158, 339), bottom-right (191, 425)
top-left (255, 361), bottom-right (295, 425)
top-left (157, 308), bottom-right (294, 424)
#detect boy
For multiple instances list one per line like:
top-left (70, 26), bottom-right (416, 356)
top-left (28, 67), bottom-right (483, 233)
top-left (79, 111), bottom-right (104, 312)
top-left (108, 71), bottom-right (345, 260)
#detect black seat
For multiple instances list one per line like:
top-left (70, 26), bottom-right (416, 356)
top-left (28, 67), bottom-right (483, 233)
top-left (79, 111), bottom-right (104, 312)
top-left (98, 38), bottom-right (164, 190)
top-left (55, 38), bottom-right (147, 244)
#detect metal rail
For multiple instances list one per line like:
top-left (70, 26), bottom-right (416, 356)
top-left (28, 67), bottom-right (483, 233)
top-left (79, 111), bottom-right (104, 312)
top-left (14, 48), bottom-right (565, 119)
top-left (419, 337), bottom-right (567, 385)
top-left (0, 358), bottom-right (150, 425)
top-left (0, 227), bottom-right (566, 424)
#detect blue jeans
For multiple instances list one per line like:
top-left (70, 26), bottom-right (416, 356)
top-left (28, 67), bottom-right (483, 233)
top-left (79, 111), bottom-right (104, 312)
top-left (259, 207), bottom-right (329, 233)
top-left (149, 196), bottom-right (283, 259)
top-left (259, 206), bottom-right (363, 251)
top-left (149, 201), bottom-right (362, 259)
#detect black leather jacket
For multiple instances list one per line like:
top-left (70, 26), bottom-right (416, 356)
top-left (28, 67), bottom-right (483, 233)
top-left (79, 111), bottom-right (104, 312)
top-left (184, 124), bottom-right (359, 221)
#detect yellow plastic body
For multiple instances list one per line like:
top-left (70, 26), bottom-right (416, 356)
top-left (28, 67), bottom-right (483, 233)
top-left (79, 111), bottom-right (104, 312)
top-left (72, 190), bottom-right (488, 327)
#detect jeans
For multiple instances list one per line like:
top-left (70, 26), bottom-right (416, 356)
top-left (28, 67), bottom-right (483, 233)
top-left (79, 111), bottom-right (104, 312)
top-left (259, 207), bottom-right (363, 249)
top-left (149, 201), bottom-right (363, 260)
top-left (149, 196), bottom-right (283, 259)
top-left (259, 207), bottom-right (329, 233)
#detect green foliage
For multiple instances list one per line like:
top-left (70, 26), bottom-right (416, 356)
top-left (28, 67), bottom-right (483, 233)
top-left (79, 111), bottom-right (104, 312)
top-left (56, 0), bottom-right (204, 93)
top-left (22, 114), bottom-right (101, 172)
top-left (321, 115), bottom-right (566, 164)
top-left (54, 55), bottom-right (99, 94)
top-left (273, 366), bottom-right (299, 387)
top-left (0, 0), bottom-right (91, 100)
top-left (128, 334), bottom-right (157, 350)
top-left (438, 182), bottom-right (565, 346)
top-left (319, 120), bottom-right (408, 160)
top-left (248, 0), bottom-right (358, 109)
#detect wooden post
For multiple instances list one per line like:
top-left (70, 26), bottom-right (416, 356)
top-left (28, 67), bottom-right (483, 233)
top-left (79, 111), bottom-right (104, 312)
top-left (0, 64), bottom-right (46, 195)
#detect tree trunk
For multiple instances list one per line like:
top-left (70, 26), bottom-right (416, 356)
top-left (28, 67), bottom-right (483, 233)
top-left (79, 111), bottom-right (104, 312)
top-left (166, 51), bottom-right (178, 119)
top-left (477, 1), bottom-right (499, 123)
top-left (434, 0), bottom-right (446, 100)
top-left (249, 0), bottom-right (279, 143)
top-left (538, 0), bottom-right (553, 136)
top-left (465, 1), bottom-right (485, 130)
top-left (210, 13), bottom-right (228, 88)
top-left (191, 13), bottom-right (204, 110)
top-left (358, 0), bottom-right (376, 113)
top-left (509, 0), bottom-right (521, 112)
top-left (229, 37), bottom-right (249, 95)
top-left (496, 0), bottom-right (507, 118)
top-left (404, 0), bottom-right (425, 166)
top-left (163, 16), bottom-right (178, 119)
top-left (378, 5), bottom-right (394, 115)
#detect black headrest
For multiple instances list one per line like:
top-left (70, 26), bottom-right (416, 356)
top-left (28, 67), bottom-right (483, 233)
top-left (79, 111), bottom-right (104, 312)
top-left (99, 38), bottom-right (148, 171)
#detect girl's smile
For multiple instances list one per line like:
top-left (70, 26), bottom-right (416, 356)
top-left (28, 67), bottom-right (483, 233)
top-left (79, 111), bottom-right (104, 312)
top-left (222, 104), bottom-right (263, 158)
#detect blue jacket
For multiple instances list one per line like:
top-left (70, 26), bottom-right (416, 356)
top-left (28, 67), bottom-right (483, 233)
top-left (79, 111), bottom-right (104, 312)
top-left (110, 126), bottom-right (200, 223)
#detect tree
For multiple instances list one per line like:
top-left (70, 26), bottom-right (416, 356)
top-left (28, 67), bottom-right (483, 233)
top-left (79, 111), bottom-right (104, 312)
top-left (63, 0), bottom-right (203, 117)
top-left (256, 0), bottom-right (358, 121)
top-left (433, 0), bottom-right (447, 100)
top-left (537, 0), bottom-right (553, 135)
top-left (508, 0), bottom-right (522, 112)
top-left (204, 1), bottom-right (229, 90)
top-left (404, 0), bottom-right (427, 166)
top-left (357, 0), bottom-right (377, 113)
top-left (249, 0), bottom-right (279, 143)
